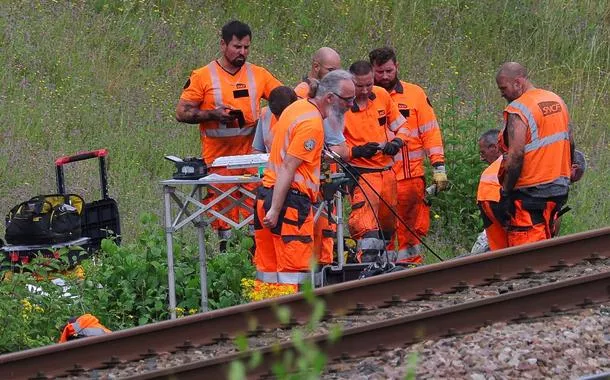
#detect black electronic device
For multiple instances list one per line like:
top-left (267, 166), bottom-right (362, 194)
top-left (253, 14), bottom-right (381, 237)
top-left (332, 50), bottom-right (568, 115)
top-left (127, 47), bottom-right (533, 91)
top-left (165, 155), bottom-right (208, 180)
top-left (228, 109), bottom-right (246, 127)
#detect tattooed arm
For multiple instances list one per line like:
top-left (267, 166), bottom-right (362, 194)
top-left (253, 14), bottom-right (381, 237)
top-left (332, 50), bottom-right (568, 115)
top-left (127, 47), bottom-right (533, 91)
top-left (502, 113), bottom-right (526, 193)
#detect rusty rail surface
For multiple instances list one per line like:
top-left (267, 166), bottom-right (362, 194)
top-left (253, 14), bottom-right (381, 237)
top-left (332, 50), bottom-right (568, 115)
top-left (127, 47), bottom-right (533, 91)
top-left (1, 227), bottom-right (608, 379)
top-left (125, 270), bottom-right (610, 379)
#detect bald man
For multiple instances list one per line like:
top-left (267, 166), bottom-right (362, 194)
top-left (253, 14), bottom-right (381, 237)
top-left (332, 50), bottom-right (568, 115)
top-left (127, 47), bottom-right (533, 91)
top-left (295, 47), bottom-right (342, 99)
top-left (495, 62), bottom-right (574, 247)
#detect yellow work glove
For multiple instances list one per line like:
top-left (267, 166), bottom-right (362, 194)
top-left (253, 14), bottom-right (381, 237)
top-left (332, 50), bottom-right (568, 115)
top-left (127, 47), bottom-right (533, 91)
top-left (432, 165), bottom-right (449, 192)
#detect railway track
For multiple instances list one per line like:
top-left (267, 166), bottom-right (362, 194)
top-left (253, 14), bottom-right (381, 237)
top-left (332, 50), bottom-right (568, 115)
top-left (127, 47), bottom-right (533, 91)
top-left (1, 227), bottom-right (609, 379)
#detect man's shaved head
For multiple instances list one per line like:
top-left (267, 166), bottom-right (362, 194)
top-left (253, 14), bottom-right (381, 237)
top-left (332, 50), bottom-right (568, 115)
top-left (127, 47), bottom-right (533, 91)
top-left (495, 62), bottom-right (532, 102)
top-left (313, 47), bottom-right (340, 65)
top-left (496, 62), bottom-right (528, 80)
top-left (310, 47), bottom-right (341, 80)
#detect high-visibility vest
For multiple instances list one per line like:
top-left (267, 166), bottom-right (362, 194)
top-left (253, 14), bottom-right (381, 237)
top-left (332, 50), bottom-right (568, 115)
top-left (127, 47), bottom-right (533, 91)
top-left (59, 314), bottom-right (111, 343)
top-left (477, 156), bottom-right (503, 202)
top-left (262, 99), bottom-right (324, 202)
top-left (388, 80), bottom-right (445, 180)
top-left (180, 61), bottom-right (281, 164)
top-left (498, 88), bottom-right (571, 191)
top-left (344, 86), bottom-right (408, 169)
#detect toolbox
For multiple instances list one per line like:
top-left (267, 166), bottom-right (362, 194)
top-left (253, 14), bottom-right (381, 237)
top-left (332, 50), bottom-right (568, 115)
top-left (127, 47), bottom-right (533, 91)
top-left (1, 149), bottom-right (121, 272)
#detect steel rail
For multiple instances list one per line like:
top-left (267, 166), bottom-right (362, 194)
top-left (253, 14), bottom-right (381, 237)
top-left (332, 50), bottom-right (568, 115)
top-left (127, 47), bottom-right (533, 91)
top-left (125, 270), bottom-right (610, 379)
top-left (1, 227), bottom-right (608, 379)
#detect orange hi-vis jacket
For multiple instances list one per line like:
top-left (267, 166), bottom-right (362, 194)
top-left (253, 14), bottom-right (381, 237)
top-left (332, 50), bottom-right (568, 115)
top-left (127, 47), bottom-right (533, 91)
top-left (252, 106), bottom-right (278, 152)
top-left (387, 81), bottom-right (445, 179)
top-left (498, 88), bottom-right (571, 192)
top-left (344, 86), bottom-right (409, 169)
top-left (180, 61), bottom-right (281, 164)
top-left (262, 99), bottom-right (325, 202)
top-left (477, 156), bottom-right (503, 202)
top-left (58, 314), bottom-right (111, 343)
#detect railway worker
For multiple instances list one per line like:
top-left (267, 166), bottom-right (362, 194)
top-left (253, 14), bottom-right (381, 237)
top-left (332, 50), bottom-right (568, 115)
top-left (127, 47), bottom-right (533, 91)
top-left (251, 86), bottom-right (298, 154)
top-left (253, 70), bottom-right (355, 295)
top-left (343, 60), bottom-right (409, 264)
top-left (474, 129), bottom-right (508, 252)
top-left (369, 47), bottom-right (448, 265)
top-left (175, 20), bottom-right (282, 247)
top-left (495, 62), bottom-right (574, 247)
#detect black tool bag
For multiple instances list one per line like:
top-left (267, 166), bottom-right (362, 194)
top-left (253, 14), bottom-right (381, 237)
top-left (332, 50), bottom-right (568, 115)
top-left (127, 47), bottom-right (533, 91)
top-left (5, 194), bottom-right (84, 245)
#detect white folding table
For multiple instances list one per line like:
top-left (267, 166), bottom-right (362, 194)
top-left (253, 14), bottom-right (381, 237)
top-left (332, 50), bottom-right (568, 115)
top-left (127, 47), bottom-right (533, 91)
top-left (161, 174), bottom-right (261, 319)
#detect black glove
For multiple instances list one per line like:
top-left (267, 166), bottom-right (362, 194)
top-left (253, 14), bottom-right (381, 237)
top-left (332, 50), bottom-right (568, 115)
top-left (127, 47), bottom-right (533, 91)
top-left (352, 142), bottom-right (380, 159)
top-left (382, 138), bottom-right (403, 156)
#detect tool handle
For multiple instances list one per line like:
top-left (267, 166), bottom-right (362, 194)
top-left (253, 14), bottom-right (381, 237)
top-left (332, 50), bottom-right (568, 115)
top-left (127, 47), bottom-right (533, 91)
top-left (55, 149), bottom-right (109, 199)
top-left (55, 149), bottom-right (108, 166)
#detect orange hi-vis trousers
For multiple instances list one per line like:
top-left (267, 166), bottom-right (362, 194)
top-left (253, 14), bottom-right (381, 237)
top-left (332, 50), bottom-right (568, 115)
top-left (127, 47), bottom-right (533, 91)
top-left (506, 194), bottom-right (566, 247)
top-left (389, 177), bottom-right (429, 263)
top-left (348, 170), bottom-right (397, 263)
top-left (313, 201), bottom-right (335, 265)
top-left (253, 187), bottom-right (315, 289)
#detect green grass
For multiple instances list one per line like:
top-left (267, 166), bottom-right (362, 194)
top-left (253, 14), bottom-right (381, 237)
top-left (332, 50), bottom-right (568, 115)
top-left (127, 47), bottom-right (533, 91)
top-left (1, 0), bottom-right (608, 255)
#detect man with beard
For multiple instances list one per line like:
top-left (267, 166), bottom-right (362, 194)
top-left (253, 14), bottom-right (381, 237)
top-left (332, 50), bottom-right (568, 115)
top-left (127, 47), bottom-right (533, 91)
top-left (495, 62), bottom-right (573, 247)
top-left (176, 20), bottom-right (282, 247)
top-left (343, 61), bottom-right (409, 263)
top-left (369, 47), bottom-right (448, 264)
top-left (253, 70), bottom-right (355, 295)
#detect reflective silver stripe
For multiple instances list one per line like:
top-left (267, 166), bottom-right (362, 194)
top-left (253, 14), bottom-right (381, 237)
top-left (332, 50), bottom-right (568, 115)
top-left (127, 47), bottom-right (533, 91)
top-left (405, 129), bottom-right (419, 138)
top-left (357, 237), bottom-right (385, 251)
top-left (426, 146), bottom-right (445, 156)
top-left (79, 327), bottom-right (108, 337)
top-left (509, 101), bottom-right (539, 140)
top-left (256, 271), bottom-right (279, 282)
top-left (480, 174), bottom-right (499, 184)
top-left (277, 272), bottom-right (310, 284)
top-left (245, 63), bottom-right (258, 122)
top-left (206, 127), bottom-right (255, 137)
top-left (207, 63), bottom-right (226, 129)
top-left (71, 321), bottom-right (107, 337)
top-left (524, 131), bottom-right (570, 153)
top-left (408, 149), bottom-right (426, 160)
top-left (396, 245), bottom-right (422, 260)
top-left (389, 114), bottom-right (407, 132)
top-left (517, 176), bottom-right (571, 189)
top-left (418, 120), bottom-right (439, 134)
top-left (294, 173), bottom-right (319, 194)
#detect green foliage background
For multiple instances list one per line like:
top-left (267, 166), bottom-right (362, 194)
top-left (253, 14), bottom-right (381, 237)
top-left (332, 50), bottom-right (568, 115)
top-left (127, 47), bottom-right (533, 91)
top-left (1, 0), bottom-right (608, 252)
top-left (0, 0), bottom-right (609, 351)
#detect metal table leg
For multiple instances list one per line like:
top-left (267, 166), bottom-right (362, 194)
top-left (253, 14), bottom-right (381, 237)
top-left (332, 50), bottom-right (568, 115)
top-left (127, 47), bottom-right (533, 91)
top-left (164, 185), bottom-right (177, 320)
top-left (196, 186), bottom-right (208, 312)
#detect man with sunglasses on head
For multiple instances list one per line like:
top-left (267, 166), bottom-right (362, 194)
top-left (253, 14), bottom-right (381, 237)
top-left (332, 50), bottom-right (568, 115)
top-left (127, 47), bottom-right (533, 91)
top-left (342, 60), bottom-right (409, 264)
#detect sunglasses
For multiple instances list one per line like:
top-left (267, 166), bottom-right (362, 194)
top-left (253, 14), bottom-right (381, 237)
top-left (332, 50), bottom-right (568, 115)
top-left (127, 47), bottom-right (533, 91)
top-left (332, 92), bottom-right (355, 103)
